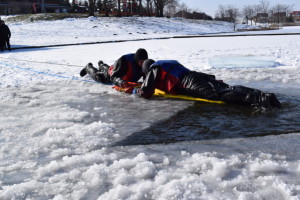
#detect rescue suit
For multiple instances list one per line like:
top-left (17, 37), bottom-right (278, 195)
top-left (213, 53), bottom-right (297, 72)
top-left (80, 53), bottom-right (145, 87)
top-left (137, 60), bottom-right (281, 109)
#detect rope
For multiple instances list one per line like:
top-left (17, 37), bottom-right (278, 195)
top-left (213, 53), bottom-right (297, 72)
top-left (8, 37), bottom-right (170, 50)
top-left (0, 56), bottom-right (82, 67)
top-left (0, 62), bottom-right (113, 85)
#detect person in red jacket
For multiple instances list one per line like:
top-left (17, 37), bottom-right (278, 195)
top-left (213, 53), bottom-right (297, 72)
top-left (133, 59), bottom-right (281, 110)
top-left (80, 48), bottom-right (148, 87)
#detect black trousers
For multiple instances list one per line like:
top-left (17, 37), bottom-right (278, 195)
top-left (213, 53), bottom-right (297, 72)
top-left (0, 39), bottom-right (4, 51)
top-left (86, 62), bottom-right (112, 83)
top-left (0, 39), bottom-right (10, 51)
top-left (178, 71), bottom-right (280, 108)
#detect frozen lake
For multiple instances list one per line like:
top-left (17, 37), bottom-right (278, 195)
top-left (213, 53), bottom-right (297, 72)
top-left (208, 55), bottom-right (280, 69)
top-left (0, 17), bottom-right (300, 199)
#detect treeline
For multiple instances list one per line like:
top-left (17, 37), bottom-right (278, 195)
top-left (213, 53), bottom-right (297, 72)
top-left (215, 0), bottom-right (294, 25)
top-left (3, 0), bottom-right (295, 25)
top-left (73, 0), bottom-right (211, 18)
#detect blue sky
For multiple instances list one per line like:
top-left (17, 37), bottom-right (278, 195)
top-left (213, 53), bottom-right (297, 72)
top-left (181, 0), bottom-right (300, 16)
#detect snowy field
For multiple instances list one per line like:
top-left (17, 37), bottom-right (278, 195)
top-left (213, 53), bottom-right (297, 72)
top-left (3, 16), bottom-right (239, 47)
top-left (0, 16), bottom-right (300, 199)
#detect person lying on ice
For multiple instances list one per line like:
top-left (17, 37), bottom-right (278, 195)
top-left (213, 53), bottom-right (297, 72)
top-left (131, 59), bottom-right (281, 110)
top-left (80, 48), bottom-right (148, 88)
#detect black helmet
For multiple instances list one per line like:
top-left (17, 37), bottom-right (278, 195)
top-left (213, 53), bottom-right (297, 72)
top-left (142, 59), bottom-right (155, 75)
top-left (134, 48), bottom-right (148, 62)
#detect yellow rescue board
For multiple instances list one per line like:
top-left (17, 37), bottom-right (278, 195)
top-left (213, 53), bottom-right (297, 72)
top-left (154, 89), bottom-right (225, 104)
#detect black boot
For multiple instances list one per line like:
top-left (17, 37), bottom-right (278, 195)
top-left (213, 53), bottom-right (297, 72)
top-left (80, 63), bottom-right (92, 77)
top-left (80, 67), bottom-right (87, 77)
top-left (98, 60), bottom-right (110, 71)
top-left (98, 60), bottom-right (104, 68)
top-left (268, 93), bottom-right (281, 108)
top-left (259, 93), bottom-right (281, 110)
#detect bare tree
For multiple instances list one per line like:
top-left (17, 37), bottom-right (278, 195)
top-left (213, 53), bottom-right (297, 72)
top-left (165, 0), bottom-right (178, 17)
top-left (99, 0), bottom-right (115, 16)
top-left (251, 4), bottom-right (261, 24)
top-left (96, 0), bottom-right (103, 14)
top-left (243, 5), bottom-right (255, 25)
top-left (103, 0), bottom-right (108, 16)
top-left (177, 2), bottom-right (188, 11)
top-left (226, 5), bottom-right (240, 30)
top-left (153, 0), bottom-right (177, 17)
top-left (88, 0), bottom-right (96, 16)
top-left (256, 0), bottom-right (270, 23)
top-left (137, 0), bottom-right (142, 15)
top-left (175, 3), bottom-right (188, 18)
top-left (215, 5), bottom-right (226, 20)
top-left (145, 0), bottom-right (154, 16)
top-left (215, 5), bottom-right (240, 31)
top-left (153, 0), bottom-right (163, 17)
top-left (270, 3), bottom-right (293, 23)
top-left (258, 0), bottom-right (270, 13)
top-left (116, 0), bottom-right (121, 17)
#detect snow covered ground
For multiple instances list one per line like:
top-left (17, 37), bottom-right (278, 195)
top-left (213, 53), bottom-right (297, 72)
top-left (0, 16), bottom-right (300, 199)
top-left (4, 16), bottom-right (239, 47)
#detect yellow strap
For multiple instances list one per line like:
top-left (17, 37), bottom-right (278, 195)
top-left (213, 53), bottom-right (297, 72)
top-left (154, 89), bottom-right (225, 104)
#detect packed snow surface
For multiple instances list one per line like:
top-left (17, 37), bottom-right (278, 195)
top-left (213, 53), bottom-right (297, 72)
top-left (0, 16), bottom-right (300, 199)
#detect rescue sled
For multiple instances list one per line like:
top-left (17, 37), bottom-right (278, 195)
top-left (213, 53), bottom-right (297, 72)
top-left (153, 89), bottom-right (225, 104)
top-left (113, 82), bottom-right (225, 104)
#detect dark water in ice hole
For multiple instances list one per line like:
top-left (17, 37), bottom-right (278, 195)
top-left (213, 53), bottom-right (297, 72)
top-left (116, 95), bottom-right (300, 146)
